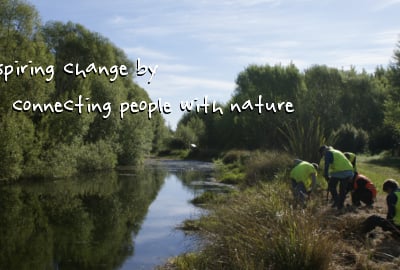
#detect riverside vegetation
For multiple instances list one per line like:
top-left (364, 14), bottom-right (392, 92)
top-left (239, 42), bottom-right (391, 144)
top-left (2, 1), bottom-right (400, 268)
top-left (163, 150), bottom-right (400, 270)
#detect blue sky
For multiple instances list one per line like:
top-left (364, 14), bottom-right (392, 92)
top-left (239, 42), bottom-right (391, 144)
top-left (29, 0), bottom-right (400, 129)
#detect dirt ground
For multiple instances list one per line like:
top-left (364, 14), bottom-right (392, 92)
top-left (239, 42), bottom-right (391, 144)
top-left (319, 193), bottom-right (400, 269)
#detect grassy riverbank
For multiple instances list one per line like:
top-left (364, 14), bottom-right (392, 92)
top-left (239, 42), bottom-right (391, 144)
top-left (161, 151), bottom-right (400, 270)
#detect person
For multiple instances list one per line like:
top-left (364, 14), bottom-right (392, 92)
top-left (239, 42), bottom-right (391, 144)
top-left (344, 152), bottom-right (357, 173)
top-left (289, 159), bottom-right (318, 204)
top-left (319, 145), bottom-right (354, 211)
top-left (361, 179), bottom-right (400, 237)
top-left (350, 172), bottom-right (377, 208)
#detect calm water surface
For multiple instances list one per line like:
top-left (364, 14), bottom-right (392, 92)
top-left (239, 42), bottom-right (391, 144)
top-left (0, 159), bottom-right (228, 270)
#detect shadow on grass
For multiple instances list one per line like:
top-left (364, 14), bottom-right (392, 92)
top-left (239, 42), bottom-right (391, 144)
top-left (365, 156), bottom-right (400, 170)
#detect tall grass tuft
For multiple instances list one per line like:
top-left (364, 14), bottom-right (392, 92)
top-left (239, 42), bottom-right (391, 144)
top-left (244, 150), bottom-right (293, 185)
top-left (174, 181), bottom-right (334, 270)
top-left (217, 150), bottom-right (293, 186)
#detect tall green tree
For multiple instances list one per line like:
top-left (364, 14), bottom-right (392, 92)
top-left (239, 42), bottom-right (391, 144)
top-left (302, 65), bottom-right (344, 135)
top-left (228, 63), bottom-right (304, 149)
top-left (338, 69), bottom-right (386, 132)
top-left (384, 40), bottom-right (400, 144)
top-left (0, 0), bottom-right (53, 180)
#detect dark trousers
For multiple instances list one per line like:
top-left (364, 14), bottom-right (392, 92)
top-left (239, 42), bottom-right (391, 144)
top-left (352, 188), bottom-right (374, 206)
top-left (291, 179), bottom-right (307, 203)
top-left (361, 215), bottom-right (400, 237)
top-left (328, 177), bottom-right (349, 209)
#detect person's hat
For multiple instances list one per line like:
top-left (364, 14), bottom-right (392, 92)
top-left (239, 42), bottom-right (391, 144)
top-left (293, 159), bottom-right (302, 165)
top-left (319, 145), bottom-right (329, 154)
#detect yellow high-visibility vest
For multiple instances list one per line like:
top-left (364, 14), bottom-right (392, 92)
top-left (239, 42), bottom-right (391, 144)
top-left (329, 149), bottom-right (353, 174)
top-left (290, 161), bottom-right (317, 189)
top-left (394, 190), bottom-right (400, 226)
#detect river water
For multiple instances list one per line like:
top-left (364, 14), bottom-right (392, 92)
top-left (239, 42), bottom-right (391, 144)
top-left (0, 159), bottom-right (228, 270)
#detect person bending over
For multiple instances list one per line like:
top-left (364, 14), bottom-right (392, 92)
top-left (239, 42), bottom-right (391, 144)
top-left (319, 145), bottom-right (354, 210)
top-left (290, 159), bottom-right (318, 204)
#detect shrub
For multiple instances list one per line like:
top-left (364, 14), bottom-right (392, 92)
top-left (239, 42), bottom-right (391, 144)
top-left (76, 140), bottom-right (118, 172)
top-left (244, 151), bottom-right (293, 185)
top-left (333, 124), bottom-right (369, 153)
top-left (39, 143), bottom-right (79, 178)
top-left (221, 150), bottom-right (251, 164)
top-left (167, 137), bottom-right (187, 150)
top-left (368, 126), bottom-right (396, 154)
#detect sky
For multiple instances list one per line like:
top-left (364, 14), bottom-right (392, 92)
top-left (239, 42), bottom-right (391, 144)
top-left (28, 0), bottom-right (400, 129)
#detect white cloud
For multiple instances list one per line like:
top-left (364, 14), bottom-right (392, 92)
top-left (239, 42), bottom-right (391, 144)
top-left (195, 0), bottom-right (281, 6)
top-left (327, 49), bottom-right (393, 72)
top-left (372, 0), bottom-right (400, 10)
top-left (143, 74), bottom-right (235, 98)
top-left (123, 46), bottom-right (174, 61)
top-left (371, 30), bottom-right (400, 46)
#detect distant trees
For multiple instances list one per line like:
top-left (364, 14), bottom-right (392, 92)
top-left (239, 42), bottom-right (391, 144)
top-left (0, 0), bottom-right (168, 180)
top-left (175, 41), bottom-right (400, 158)
top-left (2, 0), bottom-right (398, 181)
top-left (384, 41), bottom-right (400, 144)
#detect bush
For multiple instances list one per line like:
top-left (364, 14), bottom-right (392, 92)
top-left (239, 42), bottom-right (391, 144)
top-left (76, 140), bottom-right (118, 172)
top-left (221, 150), bottom-right (251, 164)
top-left (190, 191), bottom-right (218, 205)
top-left (0, 117), bottom-right (24, 180)
top-left (215, 150), bottom-right (293, 186)
top-left (368, 126), bottom-right (396, 154)
top-left (244, 151), bottom-right (293, 185)
top-left (39, 143), bottom-right (79, 178)
top-left (333, 124), bottom-right (369, 153)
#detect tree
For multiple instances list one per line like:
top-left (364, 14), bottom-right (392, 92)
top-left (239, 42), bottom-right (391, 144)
top-left (174, 113), bottom-right (206, 149)
top-left (384, 40), bottom-right (400, 144)
top-left (0, 0), bottom-right (53, 179)
top-left (302, 65), bottom-right (344, 136)
top-left (228, 63), bottom-right (304, 149)
top-left (0, 3), bottom-right (168, 179)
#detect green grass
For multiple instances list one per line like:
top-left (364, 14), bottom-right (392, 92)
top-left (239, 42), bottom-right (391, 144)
top-left (215, 150), bottom-right (293, 186)
top-left (190, 191), bottom-right (223, 205)
top-left (357, 153), bottom-right (400, 192)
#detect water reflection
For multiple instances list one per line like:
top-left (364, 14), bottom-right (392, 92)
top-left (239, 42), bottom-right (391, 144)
top-left (0, 160), bottom-right (225, 270)
top-left (0, 167), bottom-right (164, 270)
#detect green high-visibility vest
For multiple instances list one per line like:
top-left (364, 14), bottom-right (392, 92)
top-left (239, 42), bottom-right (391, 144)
top-left (345, 152), bottom-right (357, 172)
top-left (329, 149), bottom-right (353, 174)
top-left (394, 190), bottom-right (400, 226)
top-left (290, 161), bottom-right (317, 189)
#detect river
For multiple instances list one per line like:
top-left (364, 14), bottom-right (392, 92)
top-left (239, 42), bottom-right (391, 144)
top-left (0, 159), bottom-right (229, 270)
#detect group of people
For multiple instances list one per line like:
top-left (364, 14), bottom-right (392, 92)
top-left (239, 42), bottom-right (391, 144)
top-left (290, 145), bottom-right (400, 237)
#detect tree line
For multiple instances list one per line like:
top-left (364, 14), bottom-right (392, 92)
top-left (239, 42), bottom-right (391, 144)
top-left (2, 0), bottom-right (399, 181)
top-left (174, 43), bottom-right (400, 162)
top-left (0, 0), bottom-right (169, 180)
